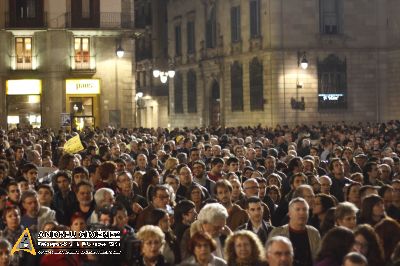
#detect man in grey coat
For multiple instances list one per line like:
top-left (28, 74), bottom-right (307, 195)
top-left (268, 197), bottom-right (320, 266)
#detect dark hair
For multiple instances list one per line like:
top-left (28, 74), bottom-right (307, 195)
top-left (38, 184), bottom-right (54, 197)
top-left (70, 212), bottom-right (86, 226)
top-left (246, 196), bottom-right (262, 208)
top-left (21, 163), bottom-right (38, 173)
top-left (316, 193), bottom-right (336, 213)
top-left (174, 200), bottom-right (195, 224)
top-left (2, 205), bottom-right (21, 222)
top-left (374, 218), bottom-right (400, 262)
top-left (109, 203), bottom-right (127, 224)
top-left (72, 166), bottom-right (89, 177)
top-left (188, 231), bottom-right (216, 255)
top-left (186, 183), bottom-right (205, 201)
top-left (316, 226), bottom-right (355, 264)
top-left (147, 208), bottom-right (168, 226)
top-left (214, 179), bottom-right (233, 194)
top-left (359, 194), bottom-right (385, 226)
top-left (354, 224), bottom-right (384, 266)
top-left (320, 207), bottom-right (336, 237)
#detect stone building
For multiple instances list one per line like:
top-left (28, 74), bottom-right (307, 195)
top-left (0, 0), bottom-right (137, 129)
top-left (162, 0), bottom-right (400, 127)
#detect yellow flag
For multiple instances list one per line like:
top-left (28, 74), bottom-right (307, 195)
top-left (64, 135), bottom-right (84, 154)
top-left (11, 228), bottom-right (36, 256)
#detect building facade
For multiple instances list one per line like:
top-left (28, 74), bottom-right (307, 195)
top-left (0, 0), bottom-right (137, 130)
top-left (164, 0), bottom-right (400, 128)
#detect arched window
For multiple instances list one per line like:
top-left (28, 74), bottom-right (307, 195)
top-left (174, 71), bottom-right (183, 113)
top-left (249, 57), bottom-right (264, 111)
top-left (318, 54), bottom-right (347, 109)
top-left (187, 70), bottom-right (197, 113)
top-left (231, 61), bottom-right (243, 111)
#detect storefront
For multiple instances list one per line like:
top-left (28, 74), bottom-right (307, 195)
top-left (65, 79), bottom-right (100, 130)
top-left (6, 79), bottom-right (42, 129)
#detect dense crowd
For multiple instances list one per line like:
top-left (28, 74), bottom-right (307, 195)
top-left (0, 122), bottom-right (399, 266)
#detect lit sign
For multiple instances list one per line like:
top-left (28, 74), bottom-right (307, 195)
top-left (318, 94), bottom-right (344, 101)
top-left (66, 79), bottom-right (100, 94)
top-left (6, 80), bottom-right (42, 95)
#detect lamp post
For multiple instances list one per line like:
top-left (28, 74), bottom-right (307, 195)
top-left (152, 59), bottom-right (175, 83)
top-left (298, 51), bottom-right (308, 70)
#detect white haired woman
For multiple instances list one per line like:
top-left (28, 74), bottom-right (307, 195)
top-left (181, 203), bottom-right (231, 261)
top-left (136, 225), bottom-right (171, 266)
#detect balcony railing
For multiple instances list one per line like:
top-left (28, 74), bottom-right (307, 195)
top-left (70, 56), bottom-right (96, 71)
top-left (65, 12), bottom-right (134, 29)
top-left (5, 12), bottom-right (47, 28)
top-left (9, 55), bottom-right (38, 70)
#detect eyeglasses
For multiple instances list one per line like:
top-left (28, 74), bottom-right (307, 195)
top-left (244, 186), bottom-right (259, 190)
top-left (268, 251), bottom-right (293, 257)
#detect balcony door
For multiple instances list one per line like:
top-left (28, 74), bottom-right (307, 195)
top-left (70, 0), bottom-right (100, 28)
top-left (9, 0), bottom-right (44, 27)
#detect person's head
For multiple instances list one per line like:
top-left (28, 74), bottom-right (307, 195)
top-left (226, 157), bottom-right (239, 173)
top-left (152, 185), bottom-right (170, 209)
top-left (313, 193), bottom-right (336, 216)
top-left (350, 172), bottom-right (364, 184)
top-left (72, 166), bottom-right (89, 187)
top-left (378, 184), bottom-right (394, 209)
top-left (2, 206), bottom-right (21, 230)
top-left (197, 202), bottom-right (228, 238)
top-left (246, 196), bottom-right (265, 224)
top-left (265, 236), bottom-right (294, 266)
top-left (110, 204), bottom-right (128, 229)
top-left (21, 163), bottom-right (38, 185)
top-left (147, 208), bottom-right (170, 232)
top-left (75, 181), bottom-right (94, 206)
top-left (136, 154), bottom-right (148, 168)
top-left (363, 162), bottom-right (379, 182)
top-left (54, 171), bottom-right (72, 193)
top-left (93, 188), bottom-right (114, 208)
top-left (98, 161), bottom-right (117, 182)
top-left (267, 173), bottom-right (282, 188)
top-left (70, 212), bottom-right (86, 233)
top-left (224, 230), bottom-right (265, 264)
top-left (0, 239), bottom-right (12, 266)
top-left (316, 226), bottom-right (355, 264)
top-left (179, 165), bottom-right (193, 187)
top-left (188, 231), bottom-right (216, 263)
top-left (243, 178), bottom-right (259, 197)
top-left (174, 200), bottom-right (196, 225)
top-left (353, 224), bottom-right (384, 265)
top-left (335, 201), bottom-right (358, 230)
top-left (187, 183), bottom-right (205, 204)
top-left (359, 194), bottom-right (385, 225)
top-left (290, 173), bottom-right (307, 190)
top-left (21, 189), bottom-right (39, 217)
top-left (164, 174), bottom-right (179, 193)
top-left (319, 175), bottom-right (332, 194)
top-left (97, 207), bottom-right (111, 225)
top-left (292, 184), bottom-right (315, 209)
top-left (58, 153), bottom-right (75, 171)
top-left (215, 179), bottom-right (233, 205)
top-left (210, 157), bottom-right (224, 174)
top-left (136, 225), bottom-right (165, 260)
top-left (346, 182), bottom-right (362, 206)
top-left (374, 218), bottom-right (400, 262)
top-left (37, 184), bottom-right (54, 207)
top-left (359, 185), bottom-right (379, 201)
top-left (116, 171), bottom-right (133, 194)
top-left (329, 158), bottom-right (344, 177)
top-left (343, 252), bottom-right (368, 266)
top-left (288, 197), bottom-right (309, 229)
top-left (6, 182), bottom-right (20, 204)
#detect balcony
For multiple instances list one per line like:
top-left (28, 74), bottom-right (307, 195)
top-left (5, 12), bottom-right (47, 28)
top-left (70, 56), bottom-right (96, 75)
top-left (65, 12), bottom-right (134, 29)
top-left (9, 55), bottom-right (38, 71)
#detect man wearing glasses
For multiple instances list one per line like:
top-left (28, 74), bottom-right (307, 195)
top-left (265, 236), bottom-right (294, 266)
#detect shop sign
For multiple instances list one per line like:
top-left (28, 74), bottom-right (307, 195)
top-left (66, 79), bottom-right (100, 94)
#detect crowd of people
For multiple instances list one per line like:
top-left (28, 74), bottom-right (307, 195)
top-left (0, 121), bottom-right (399, 266)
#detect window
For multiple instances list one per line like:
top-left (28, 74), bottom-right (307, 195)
top-left (231, 6), bottom-right (241, 43)
top-left (320, 0), bottom-right (341, 34)
top-left (174, 72), bottom-right (183, 113)
top-left (231, 61), bottom-right (243, 111)
top-left (175, 25), bottom-right (182, 56)
top-left (187, 21), bottom-right (195, 54)
top-left (82, 0), bottom-right (90, 18)
top-left (318, 54), bottom-right (347, 109)
top-left (250, 0), bottom-right (260, 38)
top-left (15, 37), bottom-right (32, 70)
top-left (74, 37), bottom-right (90, 69)
top-left (249, 57), bottom-right (264, 111)
top-left (205, 4), bottom-right (216, 48)
top-left (16, 0), bottom-right (37, 18)
top-left (187, 70), bottom-right (197, 113)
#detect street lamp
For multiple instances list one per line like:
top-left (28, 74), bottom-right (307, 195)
top-left (116, 45), bottom-right (124, 58)
top-left (153, 68), bottom-right (175, 84)
top-left (298, 51), bottom-right (308, 70)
